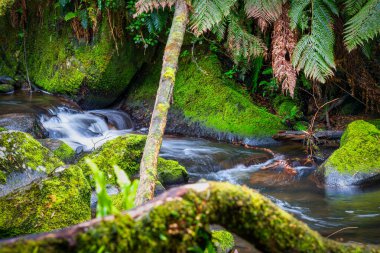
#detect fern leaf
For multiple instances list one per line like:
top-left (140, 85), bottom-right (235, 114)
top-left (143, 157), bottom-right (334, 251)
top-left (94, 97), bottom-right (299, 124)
top-left (291, 0), bottom-right (337, 83)
top-left (226, 15), bottom-right (267, 64)
top-left (244, 0), bottom-right (284, 23)
top-left (289, 0), bottom-right (310, 29)
top-left (344, 0), bottom-right (380, 51)
top-left (190, 0), bottom-right (236, 35)
top-left (135, 0), bottom-right (176, 16)
top-left (343, 0), bottom-right (368, 16)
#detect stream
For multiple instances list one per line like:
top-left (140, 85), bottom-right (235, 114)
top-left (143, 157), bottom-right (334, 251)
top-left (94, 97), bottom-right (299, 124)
top-left (1, 91), bottom-right (380, 245)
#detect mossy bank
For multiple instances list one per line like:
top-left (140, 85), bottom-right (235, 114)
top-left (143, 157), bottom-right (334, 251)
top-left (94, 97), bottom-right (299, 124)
top-left (0, 1), bottom-right (151, 109)
top-left (122, 50), bottom-right (284, 142)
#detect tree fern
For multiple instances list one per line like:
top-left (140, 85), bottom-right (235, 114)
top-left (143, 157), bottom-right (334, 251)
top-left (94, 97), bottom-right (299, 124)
top-left (224, 15), bottom-right (267, 65)
top-left (342, 0), bottom-right (368, 16)
top-left (291, 0), bottom-right (337, 83)
top-left (134, 0), bottom-right (176, 16)
top-left (190, 0), bottom-right (236, 35)
top-left (344, 0), bottom-right (380, 51)
top-left (244, 0), bottom-right (284, 23)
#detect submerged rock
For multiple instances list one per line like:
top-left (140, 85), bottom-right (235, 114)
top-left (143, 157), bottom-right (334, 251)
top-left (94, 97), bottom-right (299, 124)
top-left (0, 84), bottom-right (14, 93)
top-left (0, 131), bottom-right (63, 176)
top-left (38, 139), bottom-right (76, 164)
top-left (317, 120), bottom-right (380, 186)
top-left (0, 166), bottom-right (91, 238)
top-left (0, 113), bottom-right (48, 138)
top-left (77, 134), bottom-right (188, 187)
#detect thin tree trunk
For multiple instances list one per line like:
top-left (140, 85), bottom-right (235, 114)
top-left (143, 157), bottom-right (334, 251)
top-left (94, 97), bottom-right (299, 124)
top-left (135, 0), bottom-right (189, 206)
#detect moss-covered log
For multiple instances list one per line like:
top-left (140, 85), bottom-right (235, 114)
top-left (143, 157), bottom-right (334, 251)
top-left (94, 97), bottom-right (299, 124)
top-left (0, 182), bottom-right (378, 253)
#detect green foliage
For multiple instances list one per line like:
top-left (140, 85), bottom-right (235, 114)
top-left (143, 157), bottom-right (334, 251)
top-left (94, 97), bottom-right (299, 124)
top-left (344, 0), bottom-right (380, 51)
top-left (113, 165), bottom-right (139, 210)
top-left (0, 0), bottom-right (15, 16)
top-left (244, 0), bottom-right (283, 22)
top-left (224, 65), bottom-right (238, 79)
top-left (86, 159), bottom-right (139, 217)
top-left (211, 230), bottom-right (235, 253)
top-left (291, 0), bottom-right (338, 83)
top-left (190, 0), bottom-right (236, 35)
top-left (86, 158), bottom-right (114, 218)
top-left (258, 67), bottom-right (278, 97)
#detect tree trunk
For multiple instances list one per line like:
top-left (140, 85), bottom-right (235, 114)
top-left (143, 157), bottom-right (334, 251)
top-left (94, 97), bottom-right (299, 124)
top-left (1, 182), bottom-right (378, 253)
top-left (134, 0), bottom-right (189, 206)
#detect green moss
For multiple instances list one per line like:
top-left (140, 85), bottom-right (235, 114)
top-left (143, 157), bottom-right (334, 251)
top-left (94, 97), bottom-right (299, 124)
top-left (0, 84), bottom-right (13, 93)
top-left (53, 142), bottom-right (76, 163)
top-left (77, 134), bottom-right (188, 187)
top-left (211, 230), bottom-right (235, 253)
top-left (130, 53), bottom-right (284, 137)
top-left (0, 127), bottom-right (6, 132)
top-left (322, 120), bottom-right (380, 175)
top-left (366, 119), bottom-right (380, 129)
top-left (0, 170), bottom-right (6, 184)
top-left (0, 166), bottom-right (91, 238)
top-left (157, 159), bottom-right (188, 186)
top-left (1, 182), bottom-right (375, 253)
top-left (0, 131), bottom-right (63, 175)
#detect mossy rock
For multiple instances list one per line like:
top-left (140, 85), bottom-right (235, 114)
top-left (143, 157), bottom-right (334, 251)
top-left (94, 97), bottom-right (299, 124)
top-left (0, 84), bottom-right (13, 93)
top-left (212, 230), bottom-right (235, 253)
top-left (1, 1), bottom-right (152, 109)
top-left (126, 53), bottom-right (284, 138)
top-left (77, 134), bottom-right (188, 187)
top-left (0, 166), bottom-right (91, 238)
top-left (317, 120), bottom-right (380, 186)
top-left (38, 139), bottom-right (76, 164)
top-left (0, 170), bottom-right (5, 185)
top-left (0, 131), bottom-right (64, 176)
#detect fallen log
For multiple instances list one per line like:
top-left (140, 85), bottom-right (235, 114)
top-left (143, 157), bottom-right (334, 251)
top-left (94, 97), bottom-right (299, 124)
top-left (273, 130), bottom-right (344, 142)
top-left (0, 182), bottom-right (378, 253)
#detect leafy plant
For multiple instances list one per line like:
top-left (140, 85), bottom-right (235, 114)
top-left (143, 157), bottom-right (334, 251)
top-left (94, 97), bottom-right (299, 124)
top-left (224, 65), bottom-right (238, 79)
top-left (86, 159), bottom-right (139, 218)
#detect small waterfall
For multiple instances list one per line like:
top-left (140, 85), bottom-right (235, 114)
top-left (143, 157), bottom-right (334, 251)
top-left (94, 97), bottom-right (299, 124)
top-left (40, 107), bottom-right (134, 151)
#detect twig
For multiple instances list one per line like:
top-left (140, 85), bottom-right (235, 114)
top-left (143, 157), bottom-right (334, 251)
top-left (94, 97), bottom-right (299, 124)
top-left (326, 227), bottom-right (358, 238)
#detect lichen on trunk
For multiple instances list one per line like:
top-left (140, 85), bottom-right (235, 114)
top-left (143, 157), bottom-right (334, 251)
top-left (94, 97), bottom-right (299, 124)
top-left (135, 0), bottom-right (189, 205)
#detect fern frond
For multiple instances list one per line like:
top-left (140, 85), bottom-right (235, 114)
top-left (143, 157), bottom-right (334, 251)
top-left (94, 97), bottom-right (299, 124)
top-left (343, 0), bottom-right (368, 16)
top-left (291, 0), bottom-right (337, 83)
top-left (190, 0), bottom-right (236, 35)
top-left (244, 0), bottom-right (284, 23)
top-left (344, 0), bottom-right (380, 52)
top-left (226, 15), bottom-right (267, 64)
top-left (145, 11), bottom-right (169, 34)
top-left (135, 0), bottom-right (176, 16)
top-left (289, 0), bottom-right (310, 29)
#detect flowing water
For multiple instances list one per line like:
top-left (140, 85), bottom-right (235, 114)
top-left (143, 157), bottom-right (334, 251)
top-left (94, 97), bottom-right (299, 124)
top-left (1, 92), bottom-right (380, 245)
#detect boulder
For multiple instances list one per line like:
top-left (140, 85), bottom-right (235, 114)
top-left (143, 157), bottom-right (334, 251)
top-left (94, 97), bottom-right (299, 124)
top-left (76, 134), bottom-right (188, 187)
top-left (316, 120), bottom-right (380, 186)
top-left (0, 84), bottom-right (14, 93)
top-left (0, 131), bottom-right (63, 177)
top-left (0, 76), bottom-right (15, 85)
top-left (211, 230), bottom-right (235, 253)
top-left (0, 113), bottom-right (48, 138)
top-left (38, 139), bottom-right (76, 164)
top-left (0, 166), bottom-right (91, 238)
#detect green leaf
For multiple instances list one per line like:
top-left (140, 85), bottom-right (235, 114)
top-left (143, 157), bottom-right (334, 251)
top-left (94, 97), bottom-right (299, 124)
top-left (64, 11), bottom-right (77, 21)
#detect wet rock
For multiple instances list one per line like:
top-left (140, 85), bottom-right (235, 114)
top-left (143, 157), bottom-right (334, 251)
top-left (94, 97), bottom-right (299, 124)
top-left (0, 166), bottom-right (91, 238)
top-left (38, 139), bottom-right (76, 164)
top-left (76, 134), bottom-right (188, 187)
top-left (316, 120), bottom-right (380, 187)
top-left (0, 84), bottom-right (14, 94)
top-left (0, 113), bottom-right (48, 138)
top-left (0, 76), bottom-right (15, 85)
top-left (0, 131), bottom-right (63, 174)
